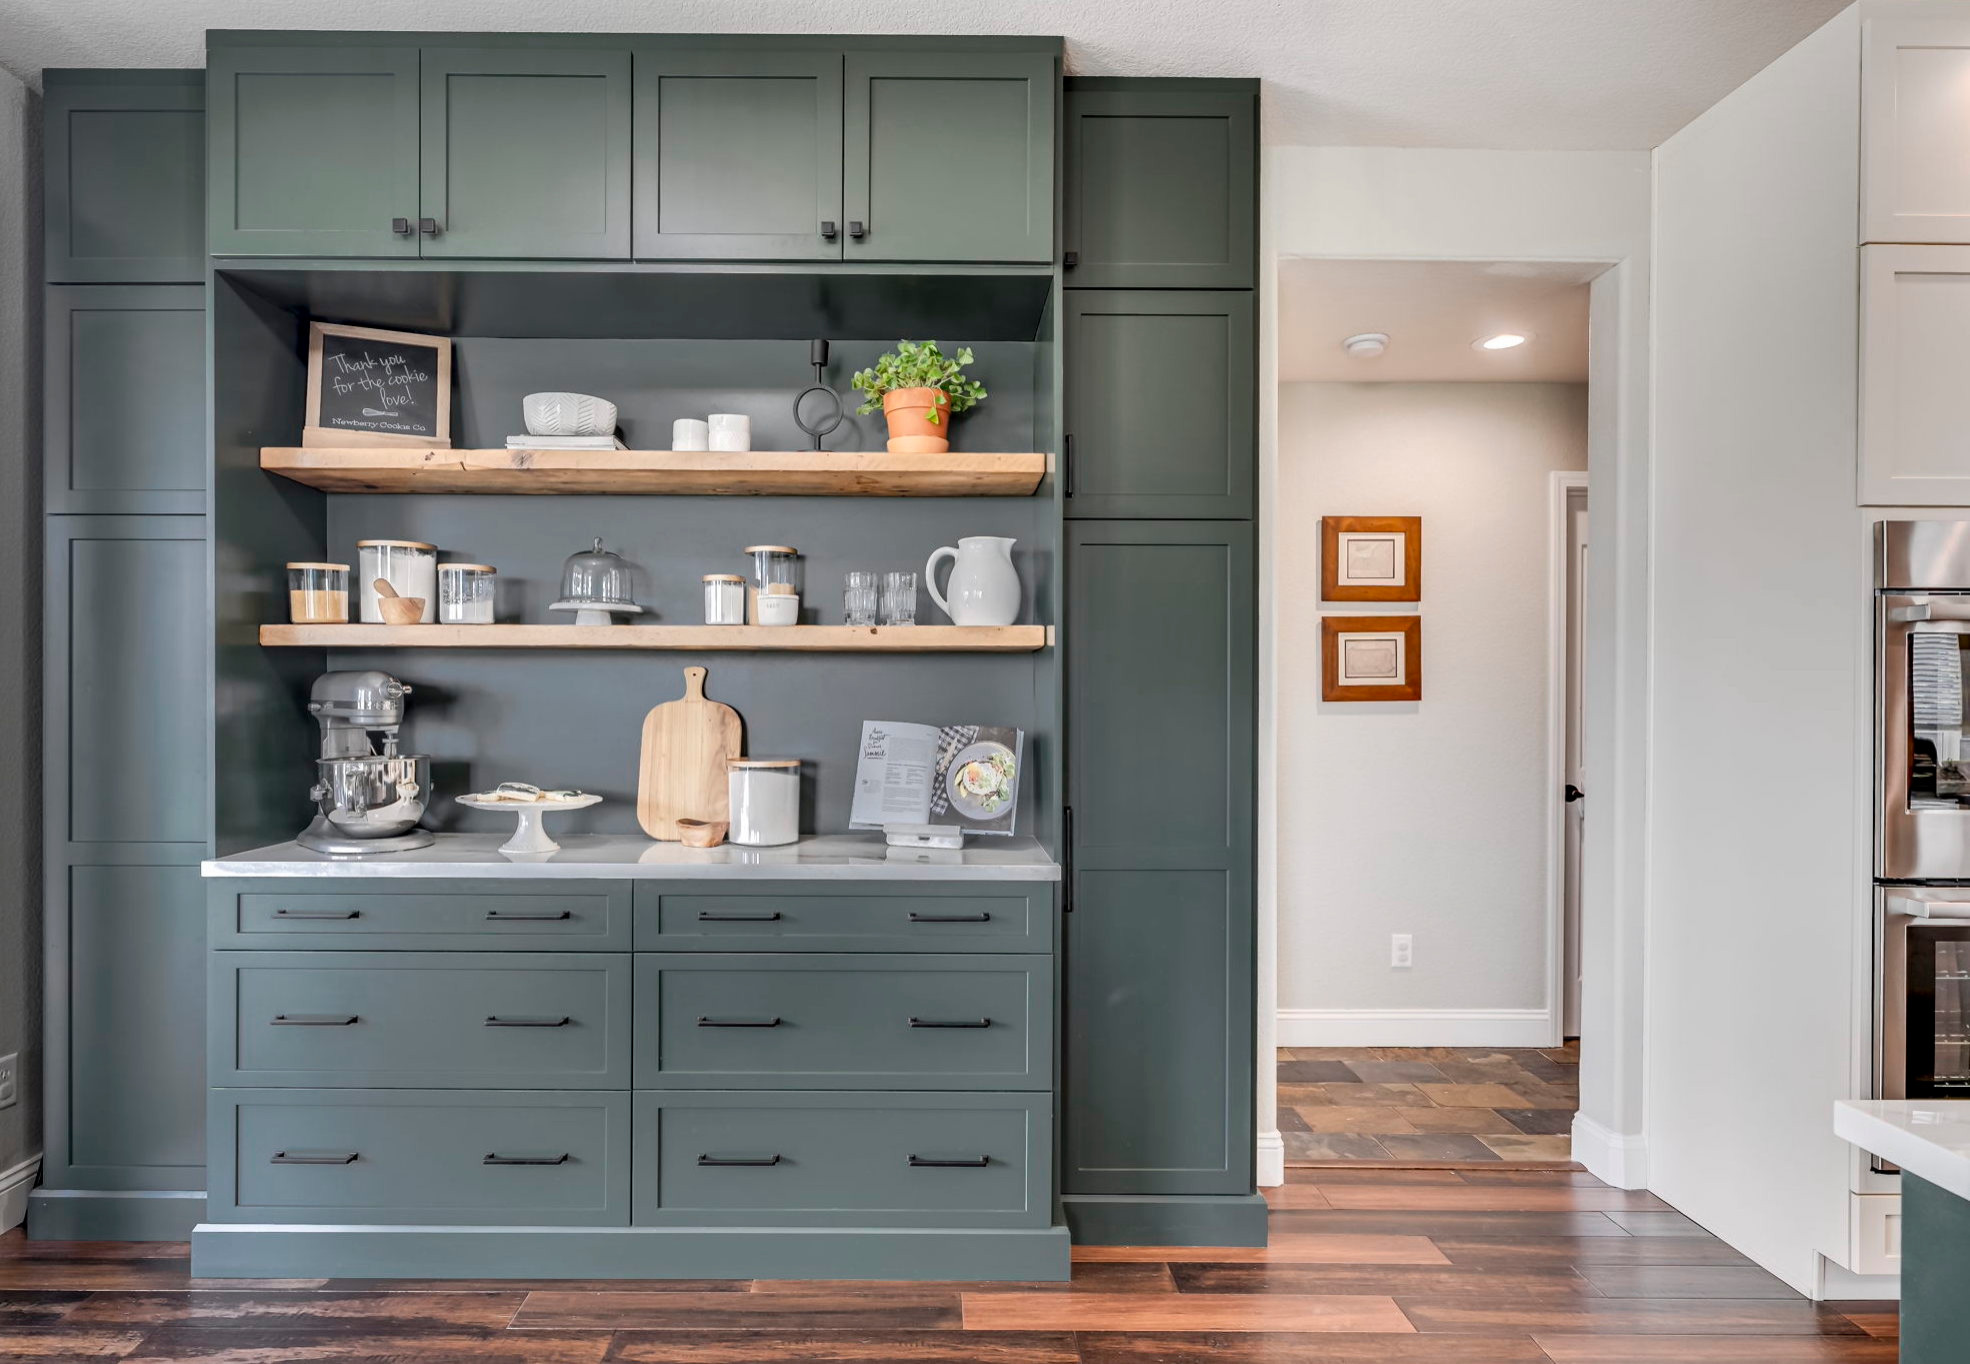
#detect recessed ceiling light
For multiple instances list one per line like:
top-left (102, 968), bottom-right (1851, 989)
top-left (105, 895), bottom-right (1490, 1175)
top-left (1475, 332), bottom-right (1530, 351)
top-left (1342, 332), bottom-right (1390, 358)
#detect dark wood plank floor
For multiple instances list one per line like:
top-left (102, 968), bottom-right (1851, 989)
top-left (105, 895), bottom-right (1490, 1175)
top-left (0, 1168), bottom-right (1895, 1362)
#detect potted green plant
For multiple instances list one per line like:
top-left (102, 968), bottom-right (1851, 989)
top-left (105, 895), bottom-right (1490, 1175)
top-left (851, 340), bottom-right (988, 454)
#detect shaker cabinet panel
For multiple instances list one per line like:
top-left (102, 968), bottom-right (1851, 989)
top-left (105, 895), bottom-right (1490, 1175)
top-left (419, 47), bottom-right (632, 260)
top-left (1864, 16), bottom-right (1970, 244)
top-left (207, 45), bottom-right (422, 257)
top-left (1064, 85), bottom-right (1255, 288)
top-left (1065, 290), bottom-right (1255, 518)
top-left (633, 50), bottom-right (844, 261)
top-left (45, 73), bottom-right (205, 282)
top-left (1861, 245), bottom-right (1970, 504)
top-left (845, 51), bottom-right (1055, 263)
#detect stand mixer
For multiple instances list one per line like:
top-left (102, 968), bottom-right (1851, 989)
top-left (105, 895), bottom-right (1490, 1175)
top-left (296, 670), bottom-right (435, 855)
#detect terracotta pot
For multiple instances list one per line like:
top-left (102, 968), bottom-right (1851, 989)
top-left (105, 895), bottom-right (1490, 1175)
top-left (881, 387), bottom-right (952, 453)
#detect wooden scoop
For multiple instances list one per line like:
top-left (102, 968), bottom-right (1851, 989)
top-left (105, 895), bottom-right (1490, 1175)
top-left (373, 576), bottom-right (426, 626)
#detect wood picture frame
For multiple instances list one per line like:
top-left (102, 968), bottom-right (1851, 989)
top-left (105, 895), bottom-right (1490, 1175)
top-left (302, 321), bottom-right (452, 450)
top-left (1321, 615), bottom-right (1422, 702)
top-left (1321, 515), bottom-right (1421, 601)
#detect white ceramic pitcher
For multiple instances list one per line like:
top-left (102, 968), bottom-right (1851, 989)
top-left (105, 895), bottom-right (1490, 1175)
top-left (925, 536), bottom-right (1020, 626)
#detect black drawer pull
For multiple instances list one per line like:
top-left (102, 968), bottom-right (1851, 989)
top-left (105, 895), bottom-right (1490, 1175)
top-left (698, 1153), bottom-right (782, 1167)
top-left (909, 911), bottom-right (992, 923)
top-left (910, 1017), bottom-right (992, 1028)
top-left (272, 1151), bottom-right (357, 1165)
top-left (273, 908), bottom-right (360, 921)
top-left (485, 909), bottom-right (572, 922)
top-left (908, 1154), bottom-right (990, 1168)
top-left (696, 911), bottom-right (782, 922)
top-left (696, 1016), bottom-right (782, 1028)
top-left (271, 1014), bottom-right (359, 1026)
top-left (483, 1152), bottom-right (570, 1166)
top-left (484, 1016), bottom-right (571, 1028)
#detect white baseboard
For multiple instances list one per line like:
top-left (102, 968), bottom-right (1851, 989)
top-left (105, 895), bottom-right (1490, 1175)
top-left (1571, 1113), bottom-right (1647, 1189)
top-left (0, 1156), bottom-right (40, 1234)
top-left (1255, 1129), bottom-right (1285, 1187)
top-left (1277, 1008), bottom-right (1554, 1048)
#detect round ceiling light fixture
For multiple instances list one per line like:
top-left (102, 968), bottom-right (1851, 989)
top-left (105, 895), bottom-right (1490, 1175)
top-left (1474, 332), bottom-right (1531, 351)
top-left (1341, 332), bottom-right (1390, 359)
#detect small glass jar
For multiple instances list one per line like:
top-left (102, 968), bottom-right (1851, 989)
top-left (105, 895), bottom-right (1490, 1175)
top-left (356, 540), bottom-right (437, 623)
top-left (743, 545), bottom-right (799, 624)
top-left (287, 562), bottom-right (349, 623)
top-left (728, 759), bottom-right (800, 846)
top-left (437, 563), bottom-right (496, 624)
top-left (703, 574), bottom-right (746, 625)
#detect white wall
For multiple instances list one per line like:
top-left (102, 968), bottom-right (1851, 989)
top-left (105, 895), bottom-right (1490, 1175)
top-left (1276, 381), bottom-right (1586, 1038)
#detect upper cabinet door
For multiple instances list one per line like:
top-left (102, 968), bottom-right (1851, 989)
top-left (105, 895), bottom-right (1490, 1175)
top-left (207, 46), bottom-right (421, 257)
top-left (1064, 86), bottom-right (1255, 288)
top-left (844, 52), bottom-right (1055, 263)
top-left (45, 73), bottom-right (205, 283)
top-left (420, 47), bottom-right (632, 260)
top-left (1065, 290), bottom-right (1255, 519)
top-left (634, 50), bottom-right (844, 261)
top-left (1864, 16), bottom-right (1970, 244)
top-left (1860, 244), bottom-right (1970, 504)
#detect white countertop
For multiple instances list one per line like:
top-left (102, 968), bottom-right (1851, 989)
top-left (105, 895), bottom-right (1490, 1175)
top-left (1836, 1099), bottom-right (1970, 1200)
top-left (202, 832), bottom-right (1061, 882)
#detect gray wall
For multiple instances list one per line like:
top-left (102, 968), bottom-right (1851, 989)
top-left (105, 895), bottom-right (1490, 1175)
top-left (0, 66), bottom-right (42, 1180)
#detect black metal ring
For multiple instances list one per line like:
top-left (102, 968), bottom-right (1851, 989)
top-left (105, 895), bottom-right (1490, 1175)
top-left (794, 383), bottom-right (846, 443)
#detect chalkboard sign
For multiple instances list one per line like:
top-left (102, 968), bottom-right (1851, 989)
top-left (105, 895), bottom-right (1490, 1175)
top-left (302, 322), bottom-right (452, 449)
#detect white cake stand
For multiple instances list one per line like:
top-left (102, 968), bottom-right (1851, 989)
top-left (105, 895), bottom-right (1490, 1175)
top-left (456, 793), bottom-right (602, 855)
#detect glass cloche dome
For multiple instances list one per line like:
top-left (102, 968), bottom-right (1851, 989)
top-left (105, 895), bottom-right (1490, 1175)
top-left (549, 538), bottom-right (644, 625)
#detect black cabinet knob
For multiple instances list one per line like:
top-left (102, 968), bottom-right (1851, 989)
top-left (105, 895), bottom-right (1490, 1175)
top-left (419, 217), bottom-right (441, 237)
top-left (820, 220), bottom-right (838, 240)
top-left (848, 220), bottom-right (866, 239)
top-left (391, 217), bottom-right (413, 237)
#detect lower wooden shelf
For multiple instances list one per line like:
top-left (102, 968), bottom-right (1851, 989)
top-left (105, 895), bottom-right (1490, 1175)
top-left (258, 624), bottom-right (1052, 653)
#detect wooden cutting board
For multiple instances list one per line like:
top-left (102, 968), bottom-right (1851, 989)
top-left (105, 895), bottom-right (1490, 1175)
top-left (637, 666), bottom-right (743, 840)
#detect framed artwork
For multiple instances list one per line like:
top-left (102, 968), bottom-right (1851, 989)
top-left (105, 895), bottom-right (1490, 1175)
top-left (302, 321), bottom-right (453, 450)
top-left (1321, 515), bottom-right (1421, 601)
top-left (1321, 615), bottom-right (1422, 702)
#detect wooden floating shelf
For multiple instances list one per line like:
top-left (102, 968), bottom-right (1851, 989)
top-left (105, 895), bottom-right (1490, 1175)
top-left (259, 624), bottom-right (1052, 653)
top-left (261, 447), bottom-right (1050, 497)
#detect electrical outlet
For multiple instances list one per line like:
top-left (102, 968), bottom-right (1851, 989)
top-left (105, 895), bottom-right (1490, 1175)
top-left (0, 1053), bottom-right (16, 1110)
top-left (1390, 934), bottom-right (1414, 969)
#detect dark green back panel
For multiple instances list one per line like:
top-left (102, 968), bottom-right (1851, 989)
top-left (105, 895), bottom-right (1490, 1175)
top-left (207, 45), bottom-right (421, 257)
top-left (845, 51), bottom-right (1055, 263)
top-left (420, 47), bottom-right (632, 260)
top-left (44, 72), bottom-right (206, 283)
top-left (1064, 84), bottom-right (1255, 289)
top-left (1065, 290), bottom-right (1255, 519)
top-left (45, 287), bottom-right (207, 515)
top-left (1064, 521), bottom-right (1254, 1195)
top-left (633, 49), bottom-right (844, 261)
top-left (1903, 1173), bottom-right (1970, 1364)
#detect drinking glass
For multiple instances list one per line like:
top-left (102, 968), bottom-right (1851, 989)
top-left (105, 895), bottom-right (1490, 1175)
top-left (843, 571), bottom-right (880, 626)
top-left (882, 570), bottom-right (918, 626)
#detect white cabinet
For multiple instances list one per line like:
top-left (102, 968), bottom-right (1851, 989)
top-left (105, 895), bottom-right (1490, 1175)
top-left (1845, 1191), bottom-right (1902, 1277)
top-left (1859, 244), bottom-right (1970, 503)
top-left (1864, 14), bottom-right (1970, 244)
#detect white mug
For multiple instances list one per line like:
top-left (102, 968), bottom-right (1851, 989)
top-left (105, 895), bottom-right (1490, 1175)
top-left (672, 418), bottom-right (710, 451)
top-left (708, 413), bottom-right (751, 452)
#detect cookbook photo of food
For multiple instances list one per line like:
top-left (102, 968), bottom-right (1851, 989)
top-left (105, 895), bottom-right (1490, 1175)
top-left (849, 720), bottom-right (1025, 837)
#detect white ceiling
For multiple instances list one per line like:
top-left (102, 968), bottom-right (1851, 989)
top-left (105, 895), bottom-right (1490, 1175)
top-left (0, 0), bottom-right (1848, 149)
top-left (1278, 259), bottom-right (1594, 383)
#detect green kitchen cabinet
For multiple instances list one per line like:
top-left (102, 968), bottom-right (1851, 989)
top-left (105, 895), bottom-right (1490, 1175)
top-left (419, 47), bottom-right (632, 259)
top-left (1064, 290), bottom-right (1255, 519)
top-left (206, 44), bottom-right (422, 257)
top-left (1063, 521), bottom-right (1255, 1197)
top-left (845, 51), bottom-right (1055, 263)
top-left (44, 71), bottom-right (205, 283)
top-left (633, 49), bottom-right (844, 261)
top-left (1064, 81), bottom-right (1255, 288)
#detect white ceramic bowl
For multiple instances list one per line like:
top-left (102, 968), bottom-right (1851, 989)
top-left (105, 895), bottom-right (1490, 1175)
top-left (523, 392), bottom-right (618, 437)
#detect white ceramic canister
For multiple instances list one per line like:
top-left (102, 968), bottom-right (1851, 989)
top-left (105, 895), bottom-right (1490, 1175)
top-left (356, 540), bottom-right (438, 623)
top-left (728, 759), bottom-right (799, 846)
top-left (925, 536), bottom-right (1020, 626)
top-left (708, 413), bottom-right (751, 452)
top-left (672, 418), bottom-right (710, 451)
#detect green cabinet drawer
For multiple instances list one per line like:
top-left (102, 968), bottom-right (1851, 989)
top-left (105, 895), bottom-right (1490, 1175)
top-left (633, 954), bottom-right (1049, 1091)
top-left (210, 880), bottom-right (632, 950)
top-left (209, 1088), bottom-right (630, 1225)
top-left (633, 884), bottom-right (1050, 952)
top-left (45, 71), bottom-right (205, 282)
top-left (211, 952), bottom-right (630, 1089)
top-left (634, 1091), bottom-right (1050, 1228)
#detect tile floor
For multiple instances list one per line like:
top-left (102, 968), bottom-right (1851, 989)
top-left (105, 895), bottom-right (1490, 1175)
top-left (1281, 1042), bottom-right (1580, 1164)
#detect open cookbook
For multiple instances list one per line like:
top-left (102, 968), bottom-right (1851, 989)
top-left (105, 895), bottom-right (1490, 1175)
top-left (849, 721), bottom-right (1024, 837)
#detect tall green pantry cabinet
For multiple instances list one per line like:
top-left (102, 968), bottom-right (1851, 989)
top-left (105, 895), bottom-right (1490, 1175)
top-left (1059, 79), bottom-right (1264, 1245)
top-left (31, 71), bottom-right (213, 1239)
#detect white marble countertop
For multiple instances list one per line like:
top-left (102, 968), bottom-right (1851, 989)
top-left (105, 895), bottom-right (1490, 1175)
top-left (1836, 1099), bottom-right (1970, 1200)
top-left (203, 832), bottom-right (1061, 882)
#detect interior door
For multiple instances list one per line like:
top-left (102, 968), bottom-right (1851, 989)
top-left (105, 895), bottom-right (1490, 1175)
top-left (633, 50), bottom-right (844, 261)
top-left (1563, 490), bottom-right (1588, 1039)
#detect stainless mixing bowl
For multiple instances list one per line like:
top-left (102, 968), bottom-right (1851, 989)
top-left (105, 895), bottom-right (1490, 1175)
top-left (310, 755), bottom-right (430, 839)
